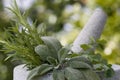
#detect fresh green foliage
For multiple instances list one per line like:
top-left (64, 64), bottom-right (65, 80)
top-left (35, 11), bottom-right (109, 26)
top-left (41, 36), bottom-right (62, 59)
top-left (27, 36), bottom-right (101, 80)
top-left (27, 64), bottom-right (53, 80)
top-left (0, 0), bottom-right (46, 69)
top-left (0, 1), bottom-right (114, 80)
top-left (80, 39), bottom-right (114, 77)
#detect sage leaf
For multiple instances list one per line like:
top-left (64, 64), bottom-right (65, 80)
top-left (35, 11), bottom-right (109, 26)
top-left (27, 64), bottom-right (53, 80)
top-left (65, 67), bottom-right (85, 80)
top-left (41, 36), bottom-right (62, 59)
top-left (53, 70), bottom-right (65, 80)
top-left (58, 47), bottom-right (70, 63)
top-left (35, 45), bottom-right (51, 61)
top-left (70, 56), bottom-right (92, 66)
top-left (68, 61), bottom-right (92, 69)
top-left (80, 69), bottom-right (100, 80)
top-left (47, 56), bottom-right (58, 66)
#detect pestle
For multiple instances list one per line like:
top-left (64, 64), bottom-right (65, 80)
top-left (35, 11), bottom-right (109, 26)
top-left (71, 8), bottom-right (107, 53)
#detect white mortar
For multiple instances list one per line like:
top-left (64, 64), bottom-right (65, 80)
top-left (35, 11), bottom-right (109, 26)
top-left (14, 64), bottom-right (30, 80)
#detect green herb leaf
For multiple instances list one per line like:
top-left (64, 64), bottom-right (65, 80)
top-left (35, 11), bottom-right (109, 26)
top-left (41, 36), bottom-right (62, 59)
top-left (4, 54), bottom-right (16, 61)
top-left (80, 69), bottom-right (100, 80)
top-left (88, 54), bottom-right (103, 64)
top-left (53, 70), bottom-right (65, 80)
top-left (64, 67), bottom-right (84, 80)
top-left (105, 68), bottom-right (115, 77)
top-left (47, 56), bottom-right (58, 66)
top-left (27, 64), bottom-right (53, 80)
top-left (58, 47), bottom-right (70, 63)
top-left (80, 44), bottom-right (91, 50)
top-left (35, 45), bottom-right (51, 61)
top-left (70, 56), bottom-right (92, 66)
top-left (68, 61), bottom-right (92, 69)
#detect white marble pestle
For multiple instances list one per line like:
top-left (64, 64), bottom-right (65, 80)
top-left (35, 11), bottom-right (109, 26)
top-left (71, 8), bottom-right (107, 53)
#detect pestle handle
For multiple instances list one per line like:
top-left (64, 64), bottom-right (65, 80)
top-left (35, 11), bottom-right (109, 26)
top-left (71, 8), bottom-right (107, 53)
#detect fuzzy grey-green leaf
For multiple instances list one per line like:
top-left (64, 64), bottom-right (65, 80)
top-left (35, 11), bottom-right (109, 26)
top-left (35, 45), bottom-right (51, 61)
top-left (80, 69), bottom-right (100, 80)
top-left (27, 65), bottom-right (40, 80)
top-left (58, 47), bottom-right (70, 62)
top-left (70, 56), bottom-right (92, 66)
top-left (27, 64), bottom-right (53, 80)
top-left (68, 61), bottom-right (92, 69)
top-left (65, 67), bottom-right (85, 80)
top-left (41, 36), bottom-right (62, 59)
top-left (53, 70), bottom-right (65, 80)
top-left (47, 56), bottom-right (58, 66)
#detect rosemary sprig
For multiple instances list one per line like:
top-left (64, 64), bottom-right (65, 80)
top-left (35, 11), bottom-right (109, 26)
top-left (0, 0), bottom-right (46, 69)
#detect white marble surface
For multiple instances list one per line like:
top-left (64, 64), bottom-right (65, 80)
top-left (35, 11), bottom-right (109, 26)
top-left (71, 8), bottom-right (107, 53)
top-left (14, 64), bottom-right (30, 80)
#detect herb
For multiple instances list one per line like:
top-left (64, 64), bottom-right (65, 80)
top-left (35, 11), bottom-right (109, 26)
top-left (0, 0), bottom-right (46, 69)
top-left (0, 0), bottom-right (114, 80)
top-left (27, 36), bottom-right (100, 80)
top-left (80, 39), bottom-right (114, 77)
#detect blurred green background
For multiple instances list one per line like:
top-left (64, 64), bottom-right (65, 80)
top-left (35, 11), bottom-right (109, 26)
top-left (0, 0), bottom-right (120, 80)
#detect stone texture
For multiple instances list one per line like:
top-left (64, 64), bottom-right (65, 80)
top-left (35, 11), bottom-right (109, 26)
top-left (14, 64), bottom-right (30, 80)
top-left (71, 8), bottom-right (107, 53)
